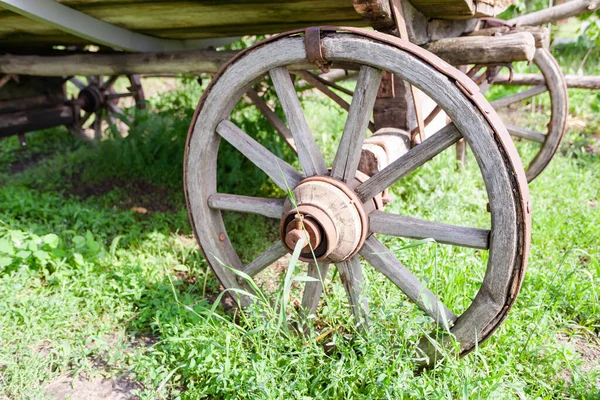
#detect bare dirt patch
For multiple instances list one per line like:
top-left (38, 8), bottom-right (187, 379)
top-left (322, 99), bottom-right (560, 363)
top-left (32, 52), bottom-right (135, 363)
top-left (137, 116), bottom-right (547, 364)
top-left (43, 374), bottom-right (142, 400)
top-left (557, 332), bottom-right (600, 386)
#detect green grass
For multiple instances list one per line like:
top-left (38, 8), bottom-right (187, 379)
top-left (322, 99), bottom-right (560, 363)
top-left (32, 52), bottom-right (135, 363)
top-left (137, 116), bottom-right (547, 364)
top-left (0, 75), bottom-right (599, 399)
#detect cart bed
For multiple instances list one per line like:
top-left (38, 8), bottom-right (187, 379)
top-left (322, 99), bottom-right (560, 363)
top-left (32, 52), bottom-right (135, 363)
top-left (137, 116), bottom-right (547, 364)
top-left (0, 0), bottom-right (513, 50)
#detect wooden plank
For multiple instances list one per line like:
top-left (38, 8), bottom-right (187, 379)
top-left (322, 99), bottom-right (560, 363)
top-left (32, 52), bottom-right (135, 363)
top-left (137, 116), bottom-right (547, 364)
top-left (0, 0), bottom-right (226, 52)
top-left (207, 194), bottom-right (284, 219)
top-left (270, 67), bottom-right (328, 177)
top-left (356, 123), bottom-right (462, 202)
top-left (216, 119), bottom-right (303, 191)
top-left (359, 236), bottom-right (457, 326)
top-left (370, 210), bottom-right (490, 249)
top-left (330, 65), bottom-right (382, 183)
top-left (0, 0), bottom-right (365, 45)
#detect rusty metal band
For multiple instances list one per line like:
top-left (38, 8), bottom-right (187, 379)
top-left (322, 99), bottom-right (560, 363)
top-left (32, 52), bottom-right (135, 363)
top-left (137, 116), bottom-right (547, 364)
top-left (305, 26), bottom-right (332, 73)
top-left (183, 27), bottom-right (531, 347)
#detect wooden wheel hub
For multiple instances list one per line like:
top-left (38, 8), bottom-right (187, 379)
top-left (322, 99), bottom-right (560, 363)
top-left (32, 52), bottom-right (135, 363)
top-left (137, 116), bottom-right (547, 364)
top-left (280, 176), bottom-right (369, 263)
top-left (78, 85), bottom-right (104, 113)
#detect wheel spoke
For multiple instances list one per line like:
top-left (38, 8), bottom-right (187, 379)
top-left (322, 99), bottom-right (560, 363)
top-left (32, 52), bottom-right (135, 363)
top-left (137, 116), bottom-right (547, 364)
top-left (107, 102), bottom-right (133, 125)
top-left (337, 256), bottom-right (369, 328)
top-left (370, 210), bottom-right (490, 250)
top-left (241, 240), bottom-right (288, 278)
top-left (296, 70), bottom-right (375, 132)
top-left (490, 84), bottom-right (547, 109)
top-left (70, 77), bottom-right (87, 90)
top-left (269, 67), bottom-right (327, 177)
top-left (330, 66), bottom-right (382, 183)
top-left (301, 262), bottom-right (330, 319)
top-left (356, 123), bottom-right (462, 202)
top-left (216, 120), bottom-right (303, 191)
top-left (208, 194), bottom-right (284, 219)
top-left (93, 114), bottom-right (103, 140)
top-left (102, 75), bottom-right (118, 90)
top-left (246, 88), bottom-right (297, 153)
top-left (359, 236), bottom-right (457, 327)
top-left (77, 111), bottom-right (93, 129)
top-left (106, 92), bottom-right (134, 101)
top-left (506, 124), bottom-right (546, 143)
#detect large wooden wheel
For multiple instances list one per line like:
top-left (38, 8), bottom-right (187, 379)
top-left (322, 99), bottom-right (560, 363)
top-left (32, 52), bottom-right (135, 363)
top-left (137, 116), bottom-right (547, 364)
top-left (184, 28), bottom-right (531, 364)
top-left (68, 75), bottom-right (145, 141)
top-left (468, 48), bottom-right (568, 182)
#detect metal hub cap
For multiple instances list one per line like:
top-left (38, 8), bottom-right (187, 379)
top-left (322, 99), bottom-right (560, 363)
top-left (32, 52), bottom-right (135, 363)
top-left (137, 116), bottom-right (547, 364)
top-left (280, 175), bottom-right (370, 263)
top-left (78, 85), bottom-right (104, 113)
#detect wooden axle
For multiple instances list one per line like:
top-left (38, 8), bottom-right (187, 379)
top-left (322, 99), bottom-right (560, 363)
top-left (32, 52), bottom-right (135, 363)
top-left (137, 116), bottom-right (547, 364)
top-left (424, 32), bottom-right (536, 65)
top-left (467, 26), bottom-right (550, 49)
top-left (492, 73), bottom-right (600, 90)
top-left (0, 33), bottom-right (536, 77)
top-left (0, 104), bottom-right (74, 137)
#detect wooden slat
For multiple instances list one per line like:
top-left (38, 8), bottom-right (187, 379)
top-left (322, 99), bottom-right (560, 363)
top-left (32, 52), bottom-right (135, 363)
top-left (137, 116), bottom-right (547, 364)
top-left (490, 84), bottom-right (547, 109)
top-left (359, 236), bottom-right (457, 326)
top-left (216, 119), bottom-right (303, 191)
top-left (370, 210), bottom-right (490, 250)
top-left (337, 256), bottom-right (370, 328)
top-left (241, 240), bottom-right (288, 278)
top-left (330, 65), bottom-right (382, 183)
top-left (356, 123), bottom-right (462, 202)
top-left (270, 67), bottom-right (327, 177)
top-left (207, 194), bottom-right (284, 219)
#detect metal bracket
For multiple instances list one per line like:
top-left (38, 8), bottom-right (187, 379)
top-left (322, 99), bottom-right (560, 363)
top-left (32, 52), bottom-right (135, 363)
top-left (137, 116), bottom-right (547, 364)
top-left (0, 0), bottom-right (237, 52)
top-left (305, 27), bottom-right (332, 73)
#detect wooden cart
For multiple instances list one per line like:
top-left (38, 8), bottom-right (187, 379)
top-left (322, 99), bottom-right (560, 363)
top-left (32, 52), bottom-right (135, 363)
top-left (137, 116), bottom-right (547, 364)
top-left (1, 0), bottom-right (596, 366)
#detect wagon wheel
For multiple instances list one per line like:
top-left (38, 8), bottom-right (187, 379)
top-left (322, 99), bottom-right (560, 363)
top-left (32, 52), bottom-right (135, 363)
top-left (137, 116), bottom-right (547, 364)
top-left (184, 28), bottom-right (530, 364)
top-left (68, 75), bottom-right (145, 141)
top-left (463, 48), bottom-right (568, 182)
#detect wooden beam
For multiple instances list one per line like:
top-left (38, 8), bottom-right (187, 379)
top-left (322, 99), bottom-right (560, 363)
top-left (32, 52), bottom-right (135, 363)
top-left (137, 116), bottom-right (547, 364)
top-left (0, 32), bottom-right (535, 77)
top-left (508, 0), bottom-right (600, 26)
top-left (423, 32), bottom-right (536, 65)
top-left (467, 26), bottom-right (550, 49)
top-left (0, 50), bottom-right (236, 76)
top-left (493, 73), bottom-right (600, 90)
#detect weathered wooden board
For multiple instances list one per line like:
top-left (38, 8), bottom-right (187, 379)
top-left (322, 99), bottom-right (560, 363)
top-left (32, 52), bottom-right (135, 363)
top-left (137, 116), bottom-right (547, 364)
top-left (0, 0), bottom-right (365, 48)
top-left (0, 0), bottom-right (516, 50)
